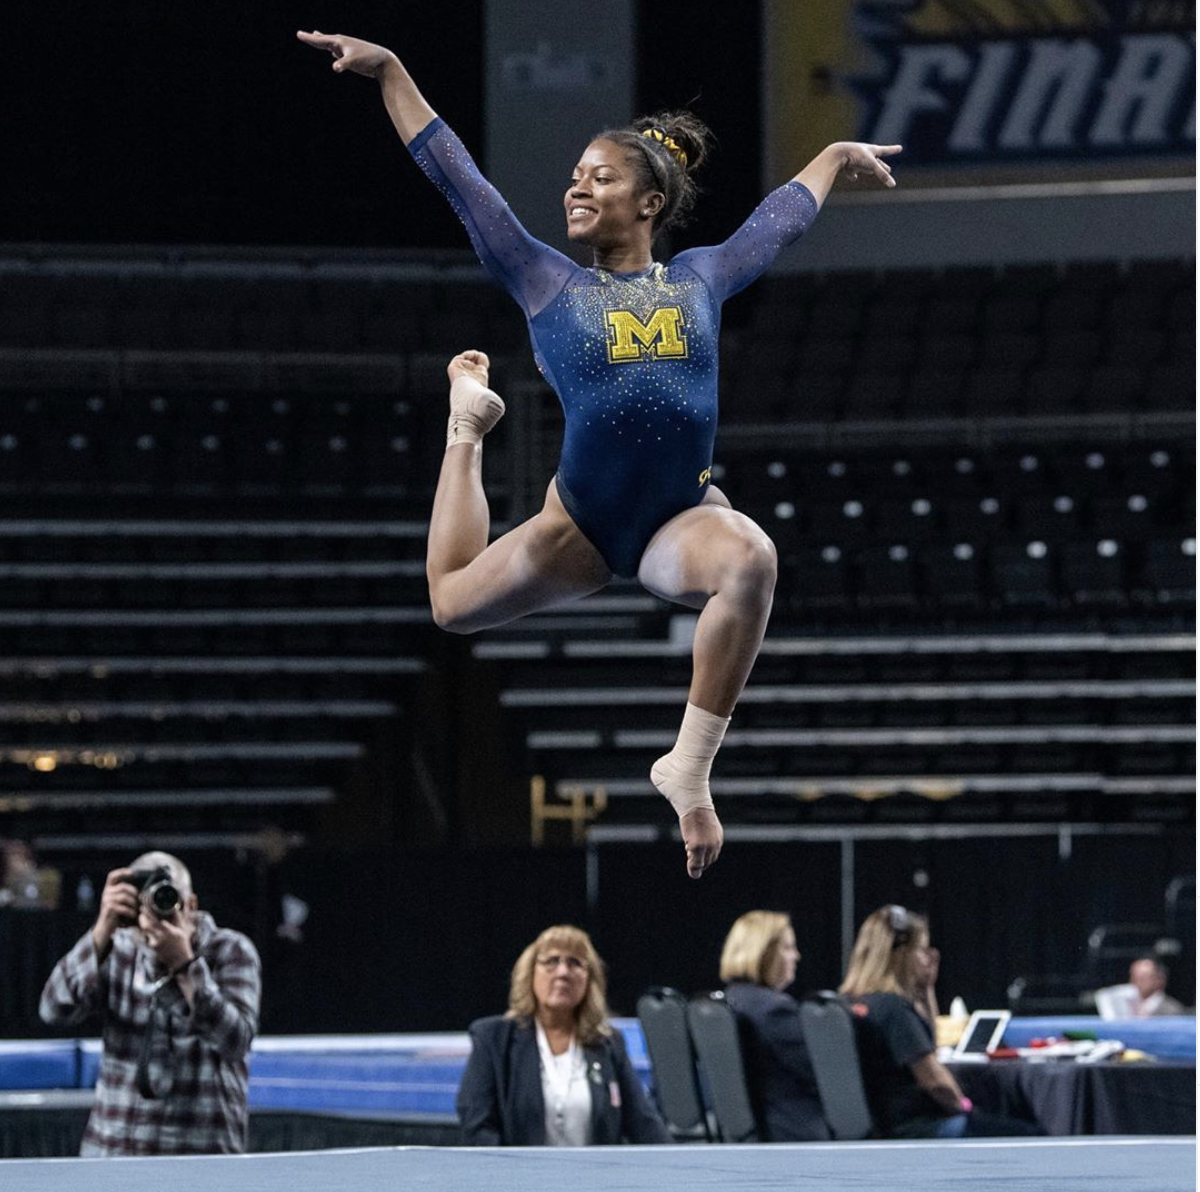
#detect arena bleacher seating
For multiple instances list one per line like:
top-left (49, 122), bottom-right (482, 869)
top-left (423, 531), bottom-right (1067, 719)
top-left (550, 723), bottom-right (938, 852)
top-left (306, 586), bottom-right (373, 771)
top-left (0, 251), bottom-right (1192, 852)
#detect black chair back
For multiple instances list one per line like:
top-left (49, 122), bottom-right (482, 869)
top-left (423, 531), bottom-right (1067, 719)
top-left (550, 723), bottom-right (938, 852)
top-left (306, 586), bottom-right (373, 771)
top-left (636, 987), bottom-right (710, 1141)
top-left (686, 992), bottom-right (758, 1143)
top-left (800, 995), bottom-right (873, 1140)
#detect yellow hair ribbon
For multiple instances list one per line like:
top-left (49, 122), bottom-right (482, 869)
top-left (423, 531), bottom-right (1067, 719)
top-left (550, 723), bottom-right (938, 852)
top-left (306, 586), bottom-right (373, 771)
top-left (641, 126), bottom-right (688, 168)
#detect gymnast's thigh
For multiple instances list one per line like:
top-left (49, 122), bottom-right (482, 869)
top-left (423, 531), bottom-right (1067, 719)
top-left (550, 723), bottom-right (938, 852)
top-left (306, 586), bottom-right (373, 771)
top-left (433, 478), bottom-right (612, 631)
top-left (636, 494), bottom-right (775, 610)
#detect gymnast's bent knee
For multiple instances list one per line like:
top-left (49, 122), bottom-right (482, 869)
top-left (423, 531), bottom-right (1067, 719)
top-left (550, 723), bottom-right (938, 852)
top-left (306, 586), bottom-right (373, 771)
top-left (722, 525), bottom-right (778, 594)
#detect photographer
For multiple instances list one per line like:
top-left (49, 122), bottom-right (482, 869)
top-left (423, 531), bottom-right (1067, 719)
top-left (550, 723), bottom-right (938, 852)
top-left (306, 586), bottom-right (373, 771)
top-left (39, 851), bottom-right (261, 1155)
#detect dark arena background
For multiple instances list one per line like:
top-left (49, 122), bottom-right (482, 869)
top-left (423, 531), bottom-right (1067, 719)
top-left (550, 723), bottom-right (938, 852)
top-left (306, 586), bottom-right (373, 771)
top-left (0, 0), bottom-right (1194, 1186)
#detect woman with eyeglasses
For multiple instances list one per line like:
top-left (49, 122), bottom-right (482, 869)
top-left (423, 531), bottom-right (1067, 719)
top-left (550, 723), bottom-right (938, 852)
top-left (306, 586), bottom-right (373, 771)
top-left (840, 906), bottom-right (1041, 1139)
top-left (719, 911), bottom-right (829, 1141)
top-left (456, 924), bottom-right (670, 1146)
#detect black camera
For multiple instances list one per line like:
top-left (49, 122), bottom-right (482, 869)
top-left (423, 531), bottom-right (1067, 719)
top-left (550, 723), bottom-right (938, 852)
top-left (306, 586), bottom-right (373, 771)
top-left (125, 866), bottom-right (182, 920)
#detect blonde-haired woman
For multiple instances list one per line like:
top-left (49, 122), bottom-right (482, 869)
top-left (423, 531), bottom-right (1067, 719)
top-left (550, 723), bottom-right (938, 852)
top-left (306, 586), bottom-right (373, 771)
top-left (840, 906), bottom-right (1040, 1138)
top-left (457, 925), bottom-right (670, 1146)
top-left (720, 911), bottom-right (829, 1141)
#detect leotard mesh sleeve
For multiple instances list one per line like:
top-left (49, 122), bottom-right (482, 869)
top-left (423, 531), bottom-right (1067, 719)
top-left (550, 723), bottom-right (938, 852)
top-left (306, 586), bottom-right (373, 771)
top-left (407, 118), bottom-right (578, 318)
top-left (673, 181), bottom-right (819, 303)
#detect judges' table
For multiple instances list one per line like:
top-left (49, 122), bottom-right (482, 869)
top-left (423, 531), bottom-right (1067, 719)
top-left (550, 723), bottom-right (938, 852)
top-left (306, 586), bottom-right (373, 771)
top-left (948, 1059), bottom-right (1195, 1136)
top-left (947, 1015), bottom-right (1194, 1135)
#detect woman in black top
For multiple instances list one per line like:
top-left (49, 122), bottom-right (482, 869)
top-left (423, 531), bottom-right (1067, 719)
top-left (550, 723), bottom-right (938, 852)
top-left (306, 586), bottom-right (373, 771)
top-left (840, 906), bottom-right (1040, 1138)
top-left (720, 911), bottom-right (829, 1141)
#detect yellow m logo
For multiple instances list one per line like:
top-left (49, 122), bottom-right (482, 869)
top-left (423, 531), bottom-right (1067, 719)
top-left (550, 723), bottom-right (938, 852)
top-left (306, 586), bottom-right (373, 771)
top-left (605, 307), bottom-right (689, 364)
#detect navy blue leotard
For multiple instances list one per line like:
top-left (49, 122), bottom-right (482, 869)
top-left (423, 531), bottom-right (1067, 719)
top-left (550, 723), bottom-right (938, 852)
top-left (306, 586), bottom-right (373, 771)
top-left (408, 118), bottom-right (818, 577)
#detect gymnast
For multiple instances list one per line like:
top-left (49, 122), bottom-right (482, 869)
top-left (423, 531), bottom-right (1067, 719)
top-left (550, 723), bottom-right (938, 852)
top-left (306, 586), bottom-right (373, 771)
top-left (298, 30), bottom-right (900, 879)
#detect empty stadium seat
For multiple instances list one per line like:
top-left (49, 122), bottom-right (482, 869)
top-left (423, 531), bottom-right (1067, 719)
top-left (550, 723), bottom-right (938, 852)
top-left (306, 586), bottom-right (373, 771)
top-left (1, 250), bottom-right (1191, 850)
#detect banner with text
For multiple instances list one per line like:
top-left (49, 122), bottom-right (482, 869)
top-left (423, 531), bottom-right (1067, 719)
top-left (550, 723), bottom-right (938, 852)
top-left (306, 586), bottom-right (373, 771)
top-left (766, 0), bottom-right (1195, 185)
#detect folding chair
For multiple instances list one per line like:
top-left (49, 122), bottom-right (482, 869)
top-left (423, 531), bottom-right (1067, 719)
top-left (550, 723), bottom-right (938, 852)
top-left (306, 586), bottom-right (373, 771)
top-left (636, 988), bottom-right (711, 1141)
top-left (799, 995), bottom-right (874, 1140)
top-left (686, 992), bottom-right (758, 1143)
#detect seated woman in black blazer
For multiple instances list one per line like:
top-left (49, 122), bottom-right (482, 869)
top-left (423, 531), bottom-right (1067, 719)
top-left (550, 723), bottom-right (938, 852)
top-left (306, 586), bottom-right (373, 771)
top-left (840, 906), bottom-right (1040, 1139)
top-left (457, 924), bottom-right (671, 1146)
top-left (720, 910), bottom-right (830, 1141)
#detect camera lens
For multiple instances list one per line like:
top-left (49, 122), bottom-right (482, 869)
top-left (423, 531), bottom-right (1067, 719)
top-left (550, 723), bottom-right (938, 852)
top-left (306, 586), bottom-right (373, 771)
top-left (147, 881), bottom-right (180, 918)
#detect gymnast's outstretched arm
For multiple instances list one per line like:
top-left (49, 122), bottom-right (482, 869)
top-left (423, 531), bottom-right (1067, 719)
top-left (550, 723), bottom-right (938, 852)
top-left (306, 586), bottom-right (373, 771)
top-left (673, 141), bottom-right (901, 306)
top-left (296, 31), bottom-right (435, 145)
top-left (794, 141), bottom-right (902, 207)
top-left (297, 30), bottom-right (576, 319)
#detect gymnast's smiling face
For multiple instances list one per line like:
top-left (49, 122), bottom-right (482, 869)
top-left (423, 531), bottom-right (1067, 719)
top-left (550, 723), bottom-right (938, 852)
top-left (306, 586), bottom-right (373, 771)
top-left (565, 140), bottom-right (660, 250)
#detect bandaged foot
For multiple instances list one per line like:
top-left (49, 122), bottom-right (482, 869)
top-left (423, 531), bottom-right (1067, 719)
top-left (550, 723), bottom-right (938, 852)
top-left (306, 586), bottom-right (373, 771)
top-left (651, 702), bottom-right (730, 879)
top-left (447, 375), bottom-right (505, 448)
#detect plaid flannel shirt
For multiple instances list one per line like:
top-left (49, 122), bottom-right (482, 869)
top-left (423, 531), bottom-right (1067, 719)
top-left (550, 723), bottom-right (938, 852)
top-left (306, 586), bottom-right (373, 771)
top-left (39, 910), bottom-right (261, 1156)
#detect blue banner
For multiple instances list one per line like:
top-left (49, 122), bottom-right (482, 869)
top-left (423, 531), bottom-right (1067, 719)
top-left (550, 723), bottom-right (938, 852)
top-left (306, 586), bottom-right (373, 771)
top-left (852, 1), bottom-right (1195, 164)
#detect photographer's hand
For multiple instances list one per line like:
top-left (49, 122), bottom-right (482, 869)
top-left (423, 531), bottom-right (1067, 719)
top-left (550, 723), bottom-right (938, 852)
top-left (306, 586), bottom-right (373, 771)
top-left (140, 908), bottom-right (197, 1005)
top-left (92, 868), bottom-right (138, 960)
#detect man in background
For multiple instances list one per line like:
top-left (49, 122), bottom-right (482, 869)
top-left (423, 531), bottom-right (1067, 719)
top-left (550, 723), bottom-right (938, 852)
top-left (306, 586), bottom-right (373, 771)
top-left (1128, 957), bottom-right (1185, 1017)
top-left (40, 851), bottom-right (261, 1155)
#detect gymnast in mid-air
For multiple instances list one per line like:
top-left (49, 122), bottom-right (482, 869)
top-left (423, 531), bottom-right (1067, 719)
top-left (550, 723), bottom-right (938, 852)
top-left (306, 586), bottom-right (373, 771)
top-left (298, 29), bottom-right (900, 879)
